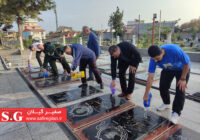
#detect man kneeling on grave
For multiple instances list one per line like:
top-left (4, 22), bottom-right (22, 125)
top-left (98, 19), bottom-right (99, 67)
top-left (109, 41), bottom-right (142, 100)
top-left (42, 43), bottom-right (71, 79)
top-left (64, 44), bottom-right (104, 89)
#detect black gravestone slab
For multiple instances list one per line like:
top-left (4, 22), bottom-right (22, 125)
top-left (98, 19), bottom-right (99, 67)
top-left (67, 94), bottom-right (127, 124)
top-left (29, 70), bottom-right (64, 79)
top-left (34, 75), bottom-right (78, 88)
top-left (136, 72), bottom-right (160, 81)
top-left (166, 127), bottom-right (200, 140)
top-left (193, 92), bottom-right (200, 98)
top-left (48, 86), bottom-right (102, 105)
top-left (29, 73), bottom-right (53, 79)
top-left (82, 107), bottom-right (169, 140)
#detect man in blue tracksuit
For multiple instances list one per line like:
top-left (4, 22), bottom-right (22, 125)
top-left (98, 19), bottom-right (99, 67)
top-left (64, 44), bottom-right (103, 89)
top-left (143, 44), bottom-right (190, 124)
top-left (82, 26), bottom-right (100, 81)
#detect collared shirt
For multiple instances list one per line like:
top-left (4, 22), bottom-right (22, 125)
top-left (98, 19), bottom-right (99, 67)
top-left (70, 44), bottom-right (95, 71)
top-left (148, 44), bottom-right (190, 73)
top-left (28, 42), bottom-right (42, 60)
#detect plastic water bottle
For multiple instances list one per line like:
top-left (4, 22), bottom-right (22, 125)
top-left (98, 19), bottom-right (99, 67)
top-left (72, 71), bottom-right (85, 79)
top-left (42, 72), bottom-right (48, 78)
top-left (110, 83), bottom-right (116, 95)
top-left (46, 66), bottom-right (51, 71)
top-left (143, 92), bottom-right (152, 118)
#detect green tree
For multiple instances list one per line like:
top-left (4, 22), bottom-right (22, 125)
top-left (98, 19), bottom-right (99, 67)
top-left (108, 6), bottom-right (124, 37)
top-left (161, 26), bottom-right (170, 40)
top-left (3, 0), bottom-right (55, 52)
top-left (180, 18), bottom-right (200, 40)
top-left (0, 2), bottom-right (15, 47)
top-left (147, 25), bottom-right (170, 43)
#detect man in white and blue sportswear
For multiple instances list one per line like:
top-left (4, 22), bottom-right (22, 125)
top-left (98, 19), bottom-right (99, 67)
top-left (143, 44), bottom-right (190, 124)
top-left (82, 26), bottom-right (100, 81)
top-left (64, 44), bottom-right (103, 89)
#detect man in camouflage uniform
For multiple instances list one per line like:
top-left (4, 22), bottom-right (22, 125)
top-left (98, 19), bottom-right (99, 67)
top-left (43, 43), bottom-right (71, 78)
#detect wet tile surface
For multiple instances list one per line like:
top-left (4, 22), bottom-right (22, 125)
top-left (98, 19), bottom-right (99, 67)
top-left (34, 75), bottom-right (79, 88)
top-left (165, 127), bottom-right (200, 140)
top-left (48, 86), bottom-right (102, 105)
top-left (99, 65), bottom-right (146, 76)
top-left (82, 107), bottom-right (168, 140)
top-left (136, 72), bottom-right (160, 81)
top-left (66, 94), bottom-right (128, 124)
top-left (5, 58), bottom-right (26, 68)
top-left (21, 67), bottom-right (41, 74)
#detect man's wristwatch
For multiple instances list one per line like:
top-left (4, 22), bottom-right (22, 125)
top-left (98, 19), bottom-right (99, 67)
top-left (180, 78), bottom-right (186, 81)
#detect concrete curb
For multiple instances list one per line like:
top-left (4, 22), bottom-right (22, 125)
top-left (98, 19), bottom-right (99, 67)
top-left (0, 56), bottom-right (9, 70)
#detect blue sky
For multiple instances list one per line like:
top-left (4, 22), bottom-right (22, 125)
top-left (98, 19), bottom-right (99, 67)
top-left (13, 0), bottom-right (200, 32)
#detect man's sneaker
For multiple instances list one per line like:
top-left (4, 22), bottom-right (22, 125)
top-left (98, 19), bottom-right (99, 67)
top-left (78, 83), bottom-right (88, 88)
top-left (87, 77), bottom-right (94, 81)
top-left (157, 104), bottom-right (170, 111)
top-left (170, 112), bottom-right (180, 124)
top-left (100, 83), bottom-right (104, 89)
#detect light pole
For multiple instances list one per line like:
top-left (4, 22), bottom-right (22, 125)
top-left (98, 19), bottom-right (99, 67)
top-left (152, 13), bottom-right (157, 45)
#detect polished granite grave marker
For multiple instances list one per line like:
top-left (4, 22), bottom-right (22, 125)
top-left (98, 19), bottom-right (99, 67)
top-left (193, 92), bottom-right (200, 99)
top-left (159, 125), bottom-right (200, 140)
top-left (29, 70), bottom-right (64, 80)
top-left (29, 72), bottom-right (52, 79)
top-left (82, 107), bottom-right (169, 140)
top-left (34, 75), bottom-right (79, 88)
top-left (48, 86), bottom-right (102, 105)
top-left (67, 94), bottom-right (128, 124)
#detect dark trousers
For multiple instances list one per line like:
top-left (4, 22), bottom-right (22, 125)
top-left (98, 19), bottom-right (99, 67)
top-left (58, 58), bottom-right (71, 73)
top-left (159, 70), bottom-right (190, 115)
top-left (36, 51), bottom-right (42, 67)
top-left (79, 59), bottom-right (102, 84)
top-left (89, 66), bottom-right (94, 78)
top-left (49, 57), bottom-right (70, 77)
top-left (88, 58), bottom-right (97, 79)
top-left (119, 65), bottom-right (136, 94)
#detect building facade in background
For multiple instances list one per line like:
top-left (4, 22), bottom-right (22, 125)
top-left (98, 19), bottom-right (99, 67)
top-left (22, 19), bottom-right (46, 41)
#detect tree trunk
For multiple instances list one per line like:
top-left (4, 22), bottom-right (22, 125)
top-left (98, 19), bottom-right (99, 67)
top-left (17, 21), bottom-right (24, 53)
top-left (0, 30), bottom-right (4, 47)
